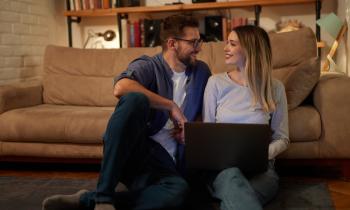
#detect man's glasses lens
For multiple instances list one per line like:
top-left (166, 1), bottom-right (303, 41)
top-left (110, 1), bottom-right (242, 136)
top-left (174, 37), bottom-right (203, 48)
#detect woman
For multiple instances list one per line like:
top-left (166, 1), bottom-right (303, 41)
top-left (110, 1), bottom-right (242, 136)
top-left (202, 25), bottom-right (289, 210)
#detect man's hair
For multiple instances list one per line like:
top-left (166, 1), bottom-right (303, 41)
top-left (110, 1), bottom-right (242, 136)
top-left (160, 15), bottom-right (199, 50)
top-left (233, 25), bottom-right (276, 113)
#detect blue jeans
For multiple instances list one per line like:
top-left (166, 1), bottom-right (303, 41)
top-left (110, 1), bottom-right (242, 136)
top-left (208, 162), bottom-right (279, 210)
top-left (80, 93), bottom-right (189, 210)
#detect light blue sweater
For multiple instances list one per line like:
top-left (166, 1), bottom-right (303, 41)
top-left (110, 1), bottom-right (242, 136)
top-left (203, 72), bottom-right (289, 159)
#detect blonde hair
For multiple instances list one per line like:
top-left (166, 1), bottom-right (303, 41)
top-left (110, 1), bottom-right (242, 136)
top-left (234, 25), bottom-right (276, 113)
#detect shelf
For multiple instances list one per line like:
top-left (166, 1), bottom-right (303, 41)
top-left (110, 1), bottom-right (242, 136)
top-left (64, 0), bottom-right (316, 17)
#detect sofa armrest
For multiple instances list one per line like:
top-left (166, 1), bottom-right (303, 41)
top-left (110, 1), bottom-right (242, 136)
top-left (313, 73), bottom-right (350, 158)
top-left (0, 81), bottom-right (43, 114)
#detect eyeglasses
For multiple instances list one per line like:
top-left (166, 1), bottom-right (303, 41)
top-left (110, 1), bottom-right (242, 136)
top-left (173, 37), bottom-right (203, 49)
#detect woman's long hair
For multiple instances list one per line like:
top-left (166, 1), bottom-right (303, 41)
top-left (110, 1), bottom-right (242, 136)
top-left (234, 25), bottom-right (276, 113)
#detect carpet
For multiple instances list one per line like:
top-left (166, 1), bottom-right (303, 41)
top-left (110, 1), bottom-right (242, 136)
top-left (0, 176), bottom-right (335, 210)
top-left (265, 179), bottom-right (335, 210)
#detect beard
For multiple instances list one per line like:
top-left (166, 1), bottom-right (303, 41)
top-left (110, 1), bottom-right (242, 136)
top-left (175, 47), bottom-right (197, 67)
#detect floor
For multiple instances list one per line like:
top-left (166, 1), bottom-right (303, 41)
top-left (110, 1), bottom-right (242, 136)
top-left (0, 163), bottom-right (350, 210)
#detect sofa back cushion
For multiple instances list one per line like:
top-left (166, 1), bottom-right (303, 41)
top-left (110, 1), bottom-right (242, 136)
top-left (43, 45), bottom-right (161, 106)
top-left (43, 27), bottom-right (319, 109)
top-left (269, 28), bottom-right (320, 109)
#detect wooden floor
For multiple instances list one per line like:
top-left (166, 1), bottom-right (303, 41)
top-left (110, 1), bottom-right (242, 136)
top-left (1, 163), bottom-right (350, 210)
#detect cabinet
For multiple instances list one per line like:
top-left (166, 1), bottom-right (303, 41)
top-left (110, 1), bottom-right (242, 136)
top-left (64, 0), bottom-right (322, 49)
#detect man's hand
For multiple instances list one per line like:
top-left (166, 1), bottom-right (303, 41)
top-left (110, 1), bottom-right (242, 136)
top-left (169, 103), bottom-right (187, 144)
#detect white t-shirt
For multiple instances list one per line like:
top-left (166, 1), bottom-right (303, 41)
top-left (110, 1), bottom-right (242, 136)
top-left (151, 71), bottom-right (188, 161)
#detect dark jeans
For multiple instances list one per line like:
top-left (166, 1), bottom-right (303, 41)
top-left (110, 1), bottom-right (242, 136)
top-left (80, 93), bottom-right (189, 210)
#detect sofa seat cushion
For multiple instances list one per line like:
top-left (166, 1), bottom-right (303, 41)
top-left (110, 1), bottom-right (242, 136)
top-left (0, 104), bottom-right (113, 144)
top-left (288, 106), bottom-right (321, 142)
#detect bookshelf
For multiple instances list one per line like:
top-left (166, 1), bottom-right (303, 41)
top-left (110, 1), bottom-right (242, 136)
top-left (64, 0), bottom-right (322, 49)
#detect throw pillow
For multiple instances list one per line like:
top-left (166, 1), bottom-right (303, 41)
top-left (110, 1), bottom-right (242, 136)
top-left (272, 57), bottom-right (320, 110)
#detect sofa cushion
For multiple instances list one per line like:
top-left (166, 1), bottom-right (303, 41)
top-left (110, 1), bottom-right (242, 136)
top-left (43, 45), bottom-right (161, 107)
top-left (269, 28), bottom-right (317, 68)
top-left (269, 28), bottom-right (320, 110)
top-left (272, 58), bottom-right (320, 110)
top-left (288, 106), bottom-right (321, 142)
top-left (0, 104), bottom-right (113, 144)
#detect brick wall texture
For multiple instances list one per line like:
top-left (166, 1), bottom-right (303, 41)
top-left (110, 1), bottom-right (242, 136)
top-left (0, 0), bottom-right (50, 85)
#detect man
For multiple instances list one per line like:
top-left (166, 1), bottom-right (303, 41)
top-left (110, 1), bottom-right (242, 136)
top-left (42, 15), bottom-right (211, 210)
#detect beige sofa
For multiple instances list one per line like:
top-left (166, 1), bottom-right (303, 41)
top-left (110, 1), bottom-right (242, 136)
top-left (1, 28), bottom-right (350, 163)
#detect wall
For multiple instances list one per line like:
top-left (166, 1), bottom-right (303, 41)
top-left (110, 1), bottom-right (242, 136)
top-left (0, 0), bottom-right (66, 85)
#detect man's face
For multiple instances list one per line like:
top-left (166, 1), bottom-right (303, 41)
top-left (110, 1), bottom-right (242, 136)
top-left (175, 27), bottom-right (202, 66)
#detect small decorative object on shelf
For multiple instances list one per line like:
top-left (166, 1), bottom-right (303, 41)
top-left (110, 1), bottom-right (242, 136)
top-left (276, 19), bottom-right (305, 33)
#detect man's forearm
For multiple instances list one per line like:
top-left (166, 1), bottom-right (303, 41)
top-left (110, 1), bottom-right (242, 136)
top-left (114, 78), bottom-right (175, 111)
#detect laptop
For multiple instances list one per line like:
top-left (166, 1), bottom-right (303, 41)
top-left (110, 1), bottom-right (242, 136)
top-left (184, 122), bottom-right (271, 175)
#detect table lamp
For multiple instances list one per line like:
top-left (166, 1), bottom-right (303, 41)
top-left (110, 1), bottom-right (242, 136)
top-left (83, 30), bottom-right (116, 48)
top-left (317, 13), bottom-right (348, 72)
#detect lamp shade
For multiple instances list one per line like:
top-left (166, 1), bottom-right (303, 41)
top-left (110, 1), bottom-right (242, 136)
top-left (317, 13), bottom-right (343, 39)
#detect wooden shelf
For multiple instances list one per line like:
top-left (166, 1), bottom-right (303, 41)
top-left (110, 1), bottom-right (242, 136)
top-left (64, 0), bottom-right (316, 17)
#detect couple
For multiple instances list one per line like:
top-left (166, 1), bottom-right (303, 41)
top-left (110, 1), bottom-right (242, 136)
top-left (42, 15), bottom-right (289, 210)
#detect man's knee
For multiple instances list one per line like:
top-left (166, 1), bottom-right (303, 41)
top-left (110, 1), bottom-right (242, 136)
top-left (120, 92), bottom-right (149, 108)
top-left (116, 92), bottom-right (150, 119)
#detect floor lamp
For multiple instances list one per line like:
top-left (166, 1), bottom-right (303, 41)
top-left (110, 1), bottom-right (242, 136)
top-left (317, 13), bottom-right (348, 72)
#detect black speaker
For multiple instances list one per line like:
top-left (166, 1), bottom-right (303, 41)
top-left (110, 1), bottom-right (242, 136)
top-left (205, 16), bottom-right (223, 42)
top-left (144, 19), bottom-right (161, 47)
top-left (192, 0), bottom-right (216, 3)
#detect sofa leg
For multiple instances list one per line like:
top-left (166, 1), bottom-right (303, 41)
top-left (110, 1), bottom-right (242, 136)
top-left (340, 161), bottom-right (350, 181)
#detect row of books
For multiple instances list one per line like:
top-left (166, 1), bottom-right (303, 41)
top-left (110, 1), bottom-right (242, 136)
top-left (68, 0), bottom-right (141, 11)
top-left (120, 19), bottom-right (161, 48)
top-left (222, 17), bottom-right (254, 40)
top-left (119, 16), bottom-right (252, 48)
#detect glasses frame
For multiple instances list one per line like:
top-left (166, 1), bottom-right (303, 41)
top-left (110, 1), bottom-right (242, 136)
top-left (173, 37), bottom-right (204, 49)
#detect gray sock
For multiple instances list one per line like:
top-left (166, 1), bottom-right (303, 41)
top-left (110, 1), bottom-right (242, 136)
top-left (42, 189), bottom-right (88, 210)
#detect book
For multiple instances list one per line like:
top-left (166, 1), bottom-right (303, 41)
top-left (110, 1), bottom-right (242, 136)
top-left (134, 21), bottom-right (141, 47)
top-left (121, 18), bottom-right (129, 48)
top-left (69, 0), bottom-right (75, 11)
top-left (103, 0), bottom-right (110, 9)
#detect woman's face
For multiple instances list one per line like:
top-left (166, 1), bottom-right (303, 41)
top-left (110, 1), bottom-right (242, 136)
top-left (224, 31), bottom-right (245, 68)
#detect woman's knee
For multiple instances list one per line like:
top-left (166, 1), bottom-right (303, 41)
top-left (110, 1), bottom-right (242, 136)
top-left (214, 167), bottom-right (244, 184)
top-left (212, 167), bottom-right (246, 195)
